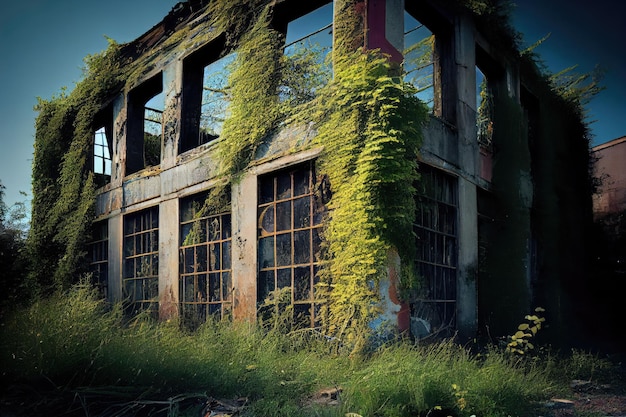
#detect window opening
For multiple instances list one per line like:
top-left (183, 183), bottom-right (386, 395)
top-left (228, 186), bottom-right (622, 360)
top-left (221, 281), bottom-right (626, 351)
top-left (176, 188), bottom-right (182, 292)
top-left (199, 54), bottom-right (236, 144)
top-left (89, 221), bottom-right (108, 299)
top-left (126, 75), bottom-right (162, 175)
top-left (412, 165), bottom-right (458, 339)
top-left (179, 191), bottom-right (232, 327)
top-left (181, 37), bottom-right (234, 153)
top-left (94, 126), bottom-right (112, 182)
top-left (257, 161), bottom-right (325, 329)
top-left (281, 2), bottom-right (333, 106)
top-left (144, 91), bottom-right (163, 167)
top-left (476, 65), bottom-right (493, 149)
top-left (404, 11), bottom-right (435, 110)
top-left (123, 206), bottom-right (159, 316)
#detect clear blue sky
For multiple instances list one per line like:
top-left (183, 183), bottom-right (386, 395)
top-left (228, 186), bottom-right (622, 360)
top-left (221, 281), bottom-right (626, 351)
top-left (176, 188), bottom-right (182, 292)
top-left (0, 0), bottom-right (624, 209)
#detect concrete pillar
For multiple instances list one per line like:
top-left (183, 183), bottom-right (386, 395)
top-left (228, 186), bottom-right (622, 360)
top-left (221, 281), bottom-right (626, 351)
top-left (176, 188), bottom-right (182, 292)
top-left (457, 177), bottom-right (478, 340)
top-left (158, 197), bottom-right (179, 320)
top-left (231, 173), bottom-right (258, 322)
top-left (161, 61), bottom-right (181, 170)
top-left (454, 14), bottom-right (479, 179)
top-left (108, 213), bottom-right (123, 303)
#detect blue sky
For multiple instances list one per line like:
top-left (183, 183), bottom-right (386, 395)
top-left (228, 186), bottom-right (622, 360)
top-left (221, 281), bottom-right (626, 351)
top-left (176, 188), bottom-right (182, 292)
top-left (0, 0), bottom-right (624, 209)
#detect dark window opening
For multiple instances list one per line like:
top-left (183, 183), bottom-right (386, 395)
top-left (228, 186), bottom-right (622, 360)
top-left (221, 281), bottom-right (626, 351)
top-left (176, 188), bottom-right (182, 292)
top-left (123, 206), bottom-right (159, 316)
top-left (127, 75), bottom-right (163, 175)
top-left (89, 220), bottom-right (109, 299)
top-left (257, 161), bottom-right (326, 329)
top-left (93, 107), bottom-right (113, 187)
top-left (278, 1), bottom-right (333, 106)
top-left (179, 191), bottom-right (233, 328)
top-left (181, 37), bottom-right (235, 153)
top-left (412, 165), bottom-right (458, 339)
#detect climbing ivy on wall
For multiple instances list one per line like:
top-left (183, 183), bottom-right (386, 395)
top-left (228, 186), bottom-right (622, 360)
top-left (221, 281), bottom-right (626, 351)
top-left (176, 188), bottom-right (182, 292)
top-left (30, 42), bottom-right (128, 294)
top-left (308, 52), bottom-right (427, 349)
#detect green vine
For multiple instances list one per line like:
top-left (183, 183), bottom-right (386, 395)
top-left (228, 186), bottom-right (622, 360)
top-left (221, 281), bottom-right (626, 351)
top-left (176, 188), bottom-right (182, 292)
top-left (216, 5), bottom-right (283, 180)
top-left (308, 51), bottom-right (427, 349)
top-left (30, 41), bottom-right (127, 293)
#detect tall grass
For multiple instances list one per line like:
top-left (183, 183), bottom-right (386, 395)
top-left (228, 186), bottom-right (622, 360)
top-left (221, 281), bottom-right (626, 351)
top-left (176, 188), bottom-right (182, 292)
top-left (0, 283), bottom-right (608, 417)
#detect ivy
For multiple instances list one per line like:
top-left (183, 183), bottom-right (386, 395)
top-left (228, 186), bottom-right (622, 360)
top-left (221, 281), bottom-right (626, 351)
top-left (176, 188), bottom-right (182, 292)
top-left (308, 52), bottom-right (427, 350)
top-left (29, 42), bottom-right (127, 293)
top-left (216, 5), bottom-right (283, 180)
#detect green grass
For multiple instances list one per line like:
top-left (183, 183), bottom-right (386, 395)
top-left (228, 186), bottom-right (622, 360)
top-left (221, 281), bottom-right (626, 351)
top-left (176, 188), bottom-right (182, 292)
top-left (0, 284), bottom-right (617, 417)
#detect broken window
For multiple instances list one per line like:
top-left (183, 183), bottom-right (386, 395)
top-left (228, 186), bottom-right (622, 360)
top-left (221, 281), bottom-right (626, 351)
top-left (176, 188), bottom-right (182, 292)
top-left (123, 206), bottom-right (159, 316)
top-left (89, 220), bottom-right (108, 299)
top-left (404, 11), bottom-right (435, 110)
top-left (181, 38), bottom-right (235, 153)
top-left (257, 161), bottom-right (325, 328)
top-left (179, 191), bottom-right (232, 327)
top-left (126, 74), bottom-right (162, 175)
top-left (280, 2), bottom-right (333, 106)
top-left (412, 164), bottom-right (458, 339)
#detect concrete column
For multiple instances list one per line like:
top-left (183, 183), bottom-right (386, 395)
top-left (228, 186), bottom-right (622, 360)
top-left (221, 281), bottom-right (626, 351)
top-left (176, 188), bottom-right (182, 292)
top-left (456, 177), bottom-right (478, 341)
top-left (158, 197), bottom-right (179, 320)
top-left (161, 61), bottom-right (181, 170)
top-left (454, 14), bottom-right (479, 179)
top-left (108, 213), bottom-right (123, 303)
top-left (231, 173), bottom-right (258, 322)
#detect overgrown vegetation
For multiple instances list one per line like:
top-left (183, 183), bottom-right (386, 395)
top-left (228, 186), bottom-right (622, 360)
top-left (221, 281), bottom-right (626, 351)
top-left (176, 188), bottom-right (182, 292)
top-left (5, 285), bottom-right (620, 417)
top-left (27, 0), bottom-right (600, 362)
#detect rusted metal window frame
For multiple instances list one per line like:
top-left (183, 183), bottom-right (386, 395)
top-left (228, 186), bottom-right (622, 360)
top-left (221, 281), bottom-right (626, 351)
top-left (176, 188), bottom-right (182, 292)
top-left (257, 160), bottom-right (324, 328)
top-left (89, 220), bottom-right (109, 299)
top-left (179, 192), bottom-right (233, 324)
top-left (123, 206), bottom-right (159, 315)
top-left (413, 164), bottom-right (458, 338)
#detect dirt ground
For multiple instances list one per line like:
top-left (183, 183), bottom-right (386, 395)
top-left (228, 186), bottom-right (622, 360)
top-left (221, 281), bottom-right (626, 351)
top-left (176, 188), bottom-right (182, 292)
top-left (548, 379), bottom-right (626, 417)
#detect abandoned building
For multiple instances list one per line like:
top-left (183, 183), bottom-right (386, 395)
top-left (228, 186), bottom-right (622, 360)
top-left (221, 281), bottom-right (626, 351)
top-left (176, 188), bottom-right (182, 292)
top-left (31, 0), bottom-right (595, 347)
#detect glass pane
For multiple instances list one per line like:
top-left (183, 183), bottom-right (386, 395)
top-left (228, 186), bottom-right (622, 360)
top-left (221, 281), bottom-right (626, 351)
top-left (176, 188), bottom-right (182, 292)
top-left (276, 201), bottom-right (291, 231)
top-left (209, 272), bottom-right (220, 301)
top-left (293, 196), bottom-right (311, 229)
top-left (259, 206), bottom-right (275, 235)
top-left (293, 230), bottom-right (311, 264)
top-left (222, 241), bottom-right (232, 269)
top-left (209, 242), bottom-right (220, 271)
top-left (259, 177), bottom-right (275, 204)
top-left (222, 272), bottom-right (231, 301)
top-left (222, 214), bottom-right (232, 239)
top-left (277, 268), bottom-right (292, 290)
top-left (294, 267), bottom-right (311, 301)
top-left (277, 172), bottom-right (292, 200)
top-left (276, 233), bottom-right (292, 266)
top-left (293, 169), bottom-right (310, 196)
top-left (259, 236), bottom-right (275, 268)
top-left (258, 270), bottom-right (275, 302)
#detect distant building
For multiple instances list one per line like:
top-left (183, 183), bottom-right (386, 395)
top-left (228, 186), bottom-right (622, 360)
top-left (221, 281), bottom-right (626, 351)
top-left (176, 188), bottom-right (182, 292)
top-left (33, 0), bottom-right (595, 347)
top-left (593, 136), bottom-right (626, 217)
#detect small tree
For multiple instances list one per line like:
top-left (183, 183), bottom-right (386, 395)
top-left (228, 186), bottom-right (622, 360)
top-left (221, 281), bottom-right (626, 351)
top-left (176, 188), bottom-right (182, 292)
top-left (0, 181), bottom-right (30, 313)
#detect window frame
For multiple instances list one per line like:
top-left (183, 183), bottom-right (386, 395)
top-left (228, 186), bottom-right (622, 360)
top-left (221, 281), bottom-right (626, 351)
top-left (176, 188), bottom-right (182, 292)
top-left (123, 206), bottom-right (159, 316)
top-left (179, 190), bottom-right (233, 325)
top-left (257, 160), bottom-right (325, 329)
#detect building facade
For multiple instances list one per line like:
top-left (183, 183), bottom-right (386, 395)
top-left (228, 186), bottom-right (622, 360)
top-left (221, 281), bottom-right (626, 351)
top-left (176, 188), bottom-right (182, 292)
top-left (36, 0), bottom-right (593, 345)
